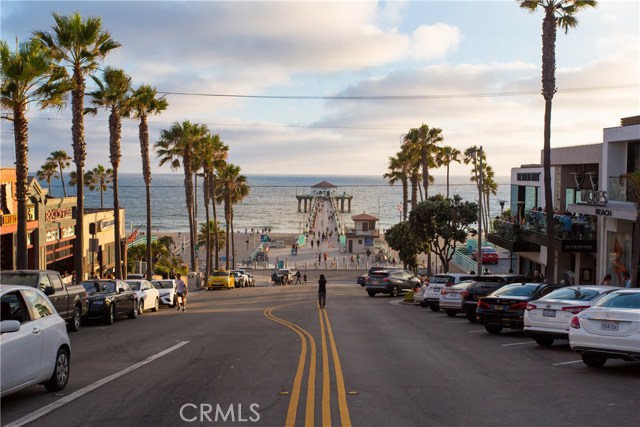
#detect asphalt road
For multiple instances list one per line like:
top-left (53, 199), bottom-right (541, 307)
top-left (1, 272), bottom-right (638, 427)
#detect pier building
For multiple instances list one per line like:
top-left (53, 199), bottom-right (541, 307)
top-left (296, 180), bottom-right (353, 213)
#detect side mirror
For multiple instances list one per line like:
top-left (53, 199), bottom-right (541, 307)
top-left (118, 288), bottom-right (124, 294)
top-left (44, 287), bottom-right (54, 296)
top-left (1, 320), bottom-right (21, 334)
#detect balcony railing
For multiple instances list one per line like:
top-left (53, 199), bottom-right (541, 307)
top-left (345, 228), bottom-right (379, 237)
top-left (514, 211), bottom-right (597, 241)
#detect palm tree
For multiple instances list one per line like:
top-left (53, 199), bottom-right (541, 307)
top-left (383, 154), bottom-right (409, 222)
top-left (436, 146), bottom-right (462, 198)
top-left (216, 163), bottom-right (249, 270)
top-left (46, 150), bottom-right (72, 197)
top-left (197, 220), bottom-right (226, 269)
top-left (35, 12), bottom-right (121, 282)
top-left (407, 124), bottom-right (443, 199)
top-left (86, 67), bottom-right (132, 279)
top-left (85, 165), bottom-right (113, 208)
top-left (155, 121), bottom-right (209, 273)
top-left (37, 160), bottom-right (59, 194)
top-left (518, 0), bottom-right (597, 282)
top-left (1, 38), bottom-right (68, 268)
top-left (464, 147), bottom-right (498, 240)
top-left (129, 84), bottom-right (168, 280)
top-left (622, 170), bottom-right (640, 287)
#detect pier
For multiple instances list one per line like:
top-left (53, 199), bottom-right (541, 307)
top-left (296, 180), bottom-right (353, 213)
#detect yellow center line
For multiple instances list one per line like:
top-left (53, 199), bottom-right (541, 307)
top-left (323, 309), bottom-right (352, 427)
top-left (318, 308), bottom-right (331, 427)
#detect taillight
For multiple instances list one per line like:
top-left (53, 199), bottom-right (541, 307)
top-left (461, 290), bottom-right (470, 298)
top-left (383, 277), bottom-right (390, 282)
top-left (477, 300), bottom-right (490, 309)
top-left (570, 316), bottom-right (581, 329)
top-left (510, 301), bottom-right (528, 310)
top-left (441, 289), bottom-right (446, 295)
top-left (562, 306), bottom-right (590, 314)
top-left (525, 303), bottom-right (537, 311)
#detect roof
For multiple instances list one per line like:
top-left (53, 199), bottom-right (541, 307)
top-left (311, 180), bottom-right (337, 188)
top-left (351, 213), bottom-right (378, 221)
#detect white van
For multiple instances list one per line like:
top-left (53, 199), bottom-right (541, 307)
top-left (421, 273), bottom-right (476, 311)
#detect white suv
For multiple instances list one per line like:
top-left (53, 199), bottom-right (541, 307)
top-left (422, 273), bottom-right (475, 311)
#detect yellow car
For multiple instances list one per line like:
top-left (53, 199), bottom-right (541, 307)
top-left (207, 270), bottom-right (235, 290)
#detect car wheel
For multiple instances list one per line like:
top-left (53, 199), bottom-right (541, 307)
top-left (485, 325), bottom-right (503, 334)
top-left (534, 337), bottom-right (554, 347)
top-left (104, 304), bottom-right (115, 325)
top-left (68, 305), bottom-right (82, 332)
top-left (44, 347), bottom-right (70, 392)
top-left (390, 286), bottom-right (400, 297)
top-left (152, 297), bottom-right (159, 312)
top-left (581, 353), bottom-right (607, 368)
top-left (429, 303), bottom-right (440, 312)
top-left (420, 301), bottom-right (430, 308)
top-left (129, 300), bottom-right (139, 319)
top-left (367, 291), bottom-right (376, 297)
top-left (465, 310), bottom-right (477, 323)
top-left (445, 310), bottom-right (457, 317)
top-left (138, 299), bottom-right (145, 315)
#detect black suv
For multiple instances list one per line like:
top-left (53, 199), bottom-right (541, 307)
top-left (358, 266), bottom-right (385, 286)
top-left (462, 275), bottom-right (532, 322)
top-left (365, 269), bottom-right (421, 297)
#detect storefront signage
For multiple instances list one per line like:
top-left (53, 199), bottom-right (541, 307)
top-left (2, 214), bottom-right (17, 226)
top-left (580, 190), bottom-right (608, 206)
top-left (99, 219), bottom-right (115, 231)
top-left (45, 207), bottom-right (73, 222)
top-left (562, 241), bottom-right (596, 253)
top-left (594, 208), bottom-right (612, 217)
top-left (46, 228), bottom-right (60, 242)
top-left (62, 226), bottom-right (75, 239)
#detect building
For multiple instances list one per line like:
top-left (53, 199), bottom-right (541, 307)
top-left (346, 213), bottom-right (380, 254)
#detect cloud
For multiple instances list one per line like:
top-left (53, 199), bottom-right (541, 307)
top-left (411, 23), bottom-right (461, 60)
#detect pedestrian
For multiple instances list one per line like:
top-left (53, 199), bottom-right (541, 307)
top-left (316, 239), bottom-right (320, 248)
top-left (622, 271), bottom-right (631, 288)
top-left (175, 273), bottom-right (188, 312)
top-left (600, 274), bottom-right (612, 286)
top-left (311, 239), bottom-right (314, 249)
top-left (303, 274), bottom-right (307, 285)
top-left (533, 270), bottom-right (544, 282)
top-left (323, 252), bottom-right (327, 262)
top-left (318, 274), bottom-right (327, 309)
top-left (295, 270), bottom-right (302, 284)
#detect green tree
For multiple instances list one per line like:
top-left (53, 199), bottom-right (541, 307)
top-left (436, 146), bottom-right (462, 199)
top-left (46, 149), bottom-right (72, 197)
top-left (410, 195), bottom-right (478, 273)
top-left (197, 220), bottom-right (226, 269)
top-left (129, 84), bottom-right (168, 280)
top-left (86, 67), bottom-right (132, 279)
top-left (155, 120), bottom-right (209, 273)
top-left (37, 160), bottom-right (59, 194)
top-left (401, 128), bottom-right (425, 208)
top-left (518, 0), bottom-right (597, 282)
top-left (384, 221), bottom-right (426, 269)
top-left (216, 163), bottom-right (250, 270)
top-left (35, 12), bottom-right (121, 282)
top-left (1, 38), bottom-right (68, 268)
top-left (383, 153), bottom-right (409, 221)
top-left (85, 165), bottom-right (113, 208)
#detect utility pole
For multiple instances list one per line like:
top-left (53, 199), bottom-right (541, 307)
top-left (477, 146), bottom-right (483, 275)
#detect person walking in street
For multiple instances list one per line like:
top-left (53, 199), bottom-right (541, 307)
top-left (622, 271), bottom-right (632, 288)
top-left (318, 274), bottom-right (327, 309)
top-left (295, 270), bottom-right (302, 284)
top-left (175, 273), bottom-right (188, 312)
top-left (303, 274), bottom-right (307, 285)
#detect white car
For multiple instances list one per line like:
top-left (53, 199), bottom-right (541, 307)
top-left (439, 280), bottom-right (474, 317)
top-left (152, 279), bottom-right (177, 307)
top-left (422, 273), bottom-right (476, 311)
top-left (569, 289), bottom-right (640, 367)
top-left (524, 285), bottom-right (621, 346)
top-left (1, 284), bottom-right (71, 397)
top-left (126, 280), bottom-right (160, 314)
top-left (413, 284), bottom-right (428, 304)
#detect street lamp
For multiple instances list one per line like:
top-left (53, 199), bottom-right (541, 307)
top-left (471, 146), bottom-right (483, 275)
top-left (498, 200), bottom-right (506, 216)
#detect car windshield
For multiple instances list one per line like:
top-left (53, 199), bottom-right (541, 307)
top-left (81, 281), bottom-right (99, 295)
top-left (540, 287), bottom-right (600, 301)
top-left (152, 281), bottom-right (172, 289)
top-left (83, 281), bottom-right (116, 293)
top-left (126, 281), bottom-right (141, 290)
top-left (0, 272), bottom-right (38, 286)
top-left (595, 292), bottom-right (640, 309)
top-left (213, 271), bottom-right (229, 277)
top-left (491, 283), bottom-right (539, 297)
top-left (429, 276), bottom-right (452, 284)
top-left (451, 281), bottom-right (473, 290)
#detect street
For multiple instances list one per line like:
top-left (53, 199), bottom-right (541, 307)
top-left (1, 272), bottom-right (638, 427)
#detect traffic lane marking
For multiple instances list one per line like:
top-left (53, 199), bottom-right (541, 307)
top-left (4, 341), bottom-right (189, 427)
top-left (552, 360), bottom-right (583, 366)
top-left (501, 341), bottom-right (537, 347)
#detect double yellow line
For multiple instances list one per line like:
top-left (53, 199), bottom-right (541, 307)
top-left (264, 302), bottom-right (352, 427)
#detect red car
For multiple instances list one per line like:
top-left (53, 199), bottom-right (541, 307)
top-left (472, 247), bottom-right (499, 264)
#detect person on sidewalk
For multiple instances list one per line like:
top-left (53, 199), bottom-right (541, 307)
top-left (318, 274), bottom-right (327, 309)
top-left (295, 270), bottom-right (302, 284)
top-left (175, 273), bottom-right (188, 312)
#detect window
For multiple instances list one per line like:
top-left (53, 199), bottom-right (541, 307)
top-left (1, 291), bottom-right (29, 323)
top-left (48, 274), bottom-right (64, 292)
top-left (22, 289), bottom-right (54, 320)
top-left (39, 275), bottom-right (53, 294)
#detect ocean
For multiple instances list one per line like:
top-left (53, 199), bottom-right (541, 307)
top-left (41, 174), bottom-right (511, 234)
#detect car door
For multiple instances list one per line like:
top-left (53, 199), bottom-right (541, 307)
top-left (39, 275), bottom-right (66, 318)
top-left (115, 281), bottom-right (132, 316)
top-left (48, 273), bottom-right (69, 318)
top-left (0, 290), bottom-right (43, 392)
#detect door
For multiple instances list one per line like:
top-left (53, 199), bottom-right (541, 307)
top-left (48, 273), bottom-right (69, 318)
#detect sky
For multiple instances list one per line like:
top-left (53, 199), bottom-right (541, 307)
top-left (1, 0), bottom-right (638, 178)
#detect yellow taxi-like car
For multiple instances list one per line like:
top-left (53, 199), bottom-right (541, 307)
top-left (207, 270), bottom-right (235, 290)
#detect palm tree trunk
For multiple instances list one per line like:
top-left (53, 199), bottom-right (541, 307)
top-left (72, 67), bottom-right (86, 283)
top-left (211, 174), bottom-right (219, 270)
top-left (184, 163), bottom-right (196, 272)
top-left (446, 163), bottom-right (450, 199)
top-left (110, 111), bottom-right (123, 280)
top-left (100, 187), bottom-right (104, 209)
top-left (139, 115), bottom-right (153, 280)
top-left (203, 172), bottom-right (211, 279)
top-left (231, 209), bottom-right (236, 270)
top-left (410, 174), bottom-right (418, 210)
top-left (402, 179), bottom-right (408, 221)
top-left (421, 147), bottom-right (429, 199)
top-left (13, 106), bottom-right (29, 269)
top-left (225, 197), bottom-right (231, 270)
top-left (58, 163), bottom-right (67, 197)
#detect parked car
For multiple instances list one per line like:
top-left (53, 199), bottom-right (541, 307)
top-left (81, 280), bottom-right (138, 324)
top-left (471, 247), bottom-right (499, 264)
top-left (357, 266), bottom-right (385, 286)
top-left (365, 269), bottom-right (421, 297)
top-left (413, 283), bottom-right (428, 304)
top-left (569, 289), bottom-right (640, 367)
top-left (1, 284), bottom-right (71, 397)
top-left (245, 272), bottom-right (256, 287)
top-left (476, 283), bottom-right (564, 334)
top-left (462, 275), bottom-right (531, 323)
top-left (277, 269), bottom-right (295, 285)
top-left (126, 279), bottom-right (161, 314)
top-left (208, 270), bottom-right (235, 290)
top-left (232, 271), bottom-right (248, 288)
top-left (439, 280), bottom-right (475, 317)
top-left (233, 269), bottom-right (255, 287)
top-left (126, 273), bottom-right (144, 279)
top-left (0, 270), bottom-right (88, 332)
top-left (152, 279), bottom-right (177, 307)
top-left (524, 285), bottom-right (622, 346)
top-left (422, 273), bottom-right (476, 311)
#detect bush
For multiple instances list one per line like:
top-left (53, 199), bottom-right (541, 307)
top-left (404, 290), bottom-right (415, 302)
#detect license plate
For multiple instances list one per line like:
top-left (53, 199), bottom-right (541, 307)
top-left (494, 305), bottom-right (503, 311)
top-left (600, 320), bottom-right (619, 331)
top-left (543, 309), bottom-right (556, 318)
